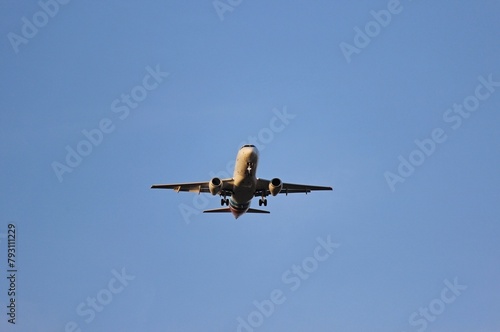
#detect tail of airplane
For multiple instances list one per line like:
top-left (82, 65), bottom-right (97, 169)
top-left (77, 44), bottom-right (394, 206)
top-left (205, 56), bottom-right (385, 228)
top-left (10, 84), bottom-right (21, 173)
top-left (203, 208), bottom-right (270, 214)
top-left (203, 208), bottom-right (232, 214)
top-left (246, 208), bottom-right (271, 214)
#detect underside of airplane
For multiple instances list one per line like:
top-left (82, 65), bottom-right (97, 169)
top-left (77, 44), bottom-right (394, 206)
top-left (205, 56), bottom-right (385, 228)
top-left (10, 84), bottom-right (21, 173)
top-left (151, 145), bottom-right (332, 218)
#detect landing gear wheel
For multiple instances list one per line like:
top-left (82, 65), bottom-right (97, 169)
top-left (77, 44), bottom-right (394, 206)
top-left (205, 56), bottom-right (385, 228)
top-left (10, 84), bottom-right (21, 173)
top-left (221, 198), bottom-right (225, 206)
top-left (263, 199), bottom-right (267, 207)
top-left (225, 198), bottom-right (229, 206)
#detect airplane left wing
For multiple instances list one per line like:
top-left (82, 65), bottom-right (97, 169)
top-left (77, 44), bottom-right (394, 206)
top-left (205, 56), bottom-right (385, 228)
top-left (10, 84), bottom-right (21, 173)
top-left (151, 179), bottom-right (234, 194)
top-left (151, 181), bottom-right (211, 193)
top-left (255, 178), bottom-right (332, 196)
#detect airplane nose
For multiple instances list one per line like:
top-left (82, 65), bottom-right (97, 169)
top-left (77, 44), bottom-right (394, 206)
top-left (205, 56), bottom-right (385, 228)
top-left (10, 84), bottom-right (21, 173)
top-left (240, 145), bottom-right (259, 159)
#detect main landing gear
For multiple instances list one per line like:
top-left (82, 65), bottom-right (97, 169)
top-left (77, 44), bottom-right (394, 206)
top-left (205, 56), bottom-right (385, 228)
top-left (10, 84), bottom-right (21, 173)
top-left (258, 197), bottom-right (267, 206)
top-left (220, 196), bottom-right (229, 206)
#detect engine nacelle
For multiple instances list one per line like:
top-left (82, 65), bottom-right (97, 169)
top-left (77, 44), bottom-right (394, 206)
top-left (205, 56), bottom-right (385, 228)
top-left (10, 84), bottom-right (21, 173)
top-left (209, 177), bottom-right (223, 195)
top-left (269, 178), bottom-right (283, 196)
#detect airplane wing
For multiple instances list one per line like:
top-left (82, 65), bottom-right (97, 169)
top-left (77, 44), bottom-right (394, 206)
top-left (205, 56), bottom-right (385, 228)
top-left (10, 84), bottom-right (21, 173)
top-left (151, 179), bottom-right (234, 194)
top-left (255, 178), bottom-right (332, 196)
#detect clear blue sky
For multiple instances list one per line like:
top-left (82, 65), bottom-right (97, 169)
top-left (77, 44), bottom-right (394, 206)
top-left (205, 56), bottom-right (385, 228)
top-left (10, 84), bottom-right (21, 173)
top-left (1, 1), bottom-right (499, 331)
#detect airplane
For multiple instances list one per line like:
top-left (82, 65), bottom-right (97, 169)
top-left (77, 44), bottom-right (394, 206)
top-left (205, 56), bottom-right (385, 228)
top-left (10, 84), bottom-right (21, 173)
top-left (151, 144), bottom-right (333, 219)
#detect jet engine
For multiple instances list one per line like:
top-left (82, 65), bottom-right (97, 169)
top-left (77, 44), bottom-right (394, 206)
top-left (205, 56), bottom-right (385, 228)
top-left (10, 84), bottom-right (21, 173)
top-left (209, 177), bottom-right (223, 195)
top-left (269, 178), bottom-right (283, 196)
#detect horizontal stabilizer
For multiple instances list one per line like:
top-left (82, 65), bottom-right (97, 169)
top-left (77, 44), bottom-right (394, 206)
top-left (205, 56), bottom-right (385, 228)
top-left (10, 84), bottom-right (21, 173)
top-left (203, 208), bottom-right (232, 213)
top-left (247, 208), bottom-right (270, 214)
top-left (202, 208), bottom-right (270, 214)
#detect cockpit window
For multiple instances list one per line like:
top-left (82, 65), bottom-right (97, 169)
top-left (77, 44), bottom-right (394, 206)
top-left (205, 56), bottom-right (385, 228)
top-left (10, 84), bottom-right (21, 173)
top-left (241, 144), bottom-right (255, 148)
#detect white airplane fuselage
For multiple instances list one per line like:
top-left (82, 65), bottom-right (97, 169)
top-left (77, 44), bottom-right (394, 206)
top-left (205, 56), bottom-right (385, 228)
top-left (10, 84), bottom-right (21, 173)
top-left (229, 145), bottom-right (259, 218)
